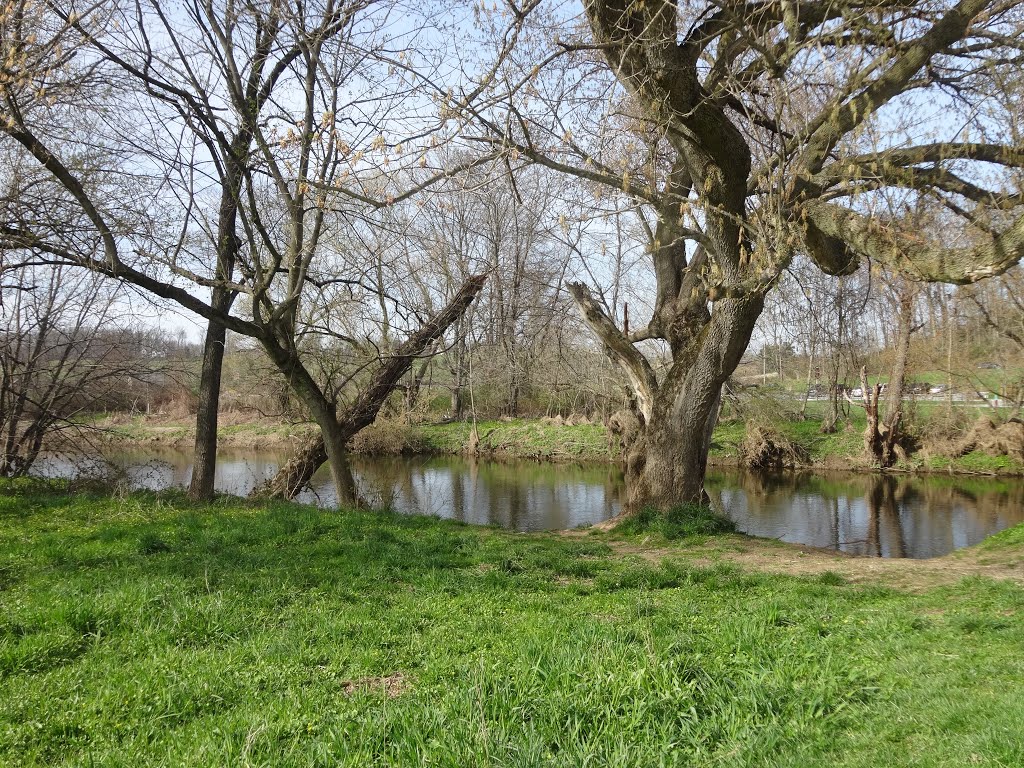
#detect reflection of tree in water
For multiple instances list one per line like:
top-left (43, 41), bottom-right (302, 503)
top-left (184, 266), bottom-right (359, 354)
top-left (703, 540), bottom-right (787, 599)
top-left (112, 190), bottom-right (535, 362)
top-left (328, 456), bottom-right (370, 509)
top-left (706, 468), bottom-right (1024, 557)
top-left (343, 456), bottom-right (624, 530)
top-left (707, 469), bottom-right (804, 499)
top-left (865, 476), bottom-right (906, 558)
top-left (919, 478), bottom-right (1024, 527)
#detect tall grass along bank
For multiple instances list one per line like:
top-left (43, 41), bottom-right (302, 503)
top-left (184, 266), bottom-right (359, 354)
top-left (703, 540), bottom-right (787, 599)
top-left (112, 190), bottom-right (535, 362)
top-left (1, 481), bottom-right (1022, 766)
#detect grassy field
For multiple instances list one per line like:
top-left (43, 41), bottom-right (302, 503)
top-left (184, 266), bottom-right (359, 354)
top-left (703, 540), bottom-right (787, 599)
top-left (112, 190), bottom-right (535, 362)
top-left (85, 414), bottom-right (612, 462)
top-left (2, 481), bottom-right (1023, 766)
top-left (710, 400), bottom-right (1024, 474)
top-left (85, 413), bottom-right (311, 450)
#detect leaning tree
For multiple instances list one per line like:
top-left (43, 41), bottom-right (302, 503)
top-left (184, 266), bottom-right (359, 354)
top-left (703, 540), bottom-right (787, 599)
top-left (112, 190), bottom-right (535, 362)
top-left (0, 0), bottom-right (527, 503)
top-left (476, 0), bottom-right (1024, 510)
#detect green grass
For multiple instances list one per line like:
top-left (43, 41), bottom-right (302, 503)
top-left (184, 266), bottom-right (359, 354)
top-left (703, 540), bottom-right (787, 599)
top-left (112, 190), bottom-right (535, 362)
top-left (615, 503), bottom-right (736, 540)
top-left (84, 407), bottom-right (1024, 475)
top-left (710, 412), bottom-right (865, 463)
top-left (925, 451), bottom-right (1024, 474)
top-left (85, 415), bottom-right (309, 448)
top-left (1, 481), bottom-right (1023, 766)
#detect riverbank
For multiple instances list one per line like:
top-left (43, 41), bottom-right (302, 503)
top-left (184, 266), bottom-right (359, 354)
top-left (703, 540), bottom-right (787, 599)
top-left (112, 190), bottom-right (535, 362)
top-left (85, 413), bottom-right (613, 460)
top-left (1, 481), bottom-right (1022, 766)
top-left (84, 412), bottom-right (1024, 476)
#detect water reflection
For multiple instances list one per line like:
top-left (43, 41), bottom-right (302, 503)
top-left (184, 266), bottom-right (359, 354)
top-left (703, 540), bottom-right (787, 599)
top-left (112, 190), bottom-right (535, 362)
top-left (706, 470), bottom-right (1024, 558)
top-left (34, 449), bottom-right (625, 533)
top-left (302, 456), bottom-right (625, 532)
top-left (32, 449), bottom-right (1024, 556)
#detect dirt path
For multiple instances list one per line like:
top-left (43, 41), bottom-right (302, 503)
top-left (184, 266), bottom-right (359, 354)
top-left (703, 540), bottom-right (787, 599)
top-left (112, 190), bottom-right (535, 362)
top-left (567, 530), bottom-right (1024, 591)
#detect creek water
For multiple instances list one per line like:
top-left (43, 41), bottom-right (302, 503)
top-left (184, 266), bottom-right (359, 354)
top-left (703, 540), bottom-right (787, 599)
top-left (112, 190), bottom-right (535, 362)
top-left (34, 448), bottom-right (1024, 558)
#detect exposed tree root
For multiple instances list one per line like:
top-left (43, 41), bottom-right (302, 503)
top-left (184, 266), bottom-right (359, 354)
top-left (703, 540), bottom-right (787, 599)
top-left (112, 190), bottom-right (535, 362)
top-left (738, 425), bottom-right (809, 470)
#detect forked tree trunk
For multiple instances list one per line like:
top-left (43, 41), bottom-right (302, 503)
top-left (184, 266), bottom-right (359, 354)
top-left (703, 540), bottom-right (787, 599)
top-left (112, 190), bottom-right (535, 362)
top-left (570, 1), bottom-right (764, 514)
top-left (252, 274), bottom-right (487, 502)
top-left (877, 282), bottom-right (917, 465)
top-left (572, 281), bottom-right (763, 511)
top-left (857, 368), bottom-right (907, 469)
top-left (852, 283), bottom-right (917, 468)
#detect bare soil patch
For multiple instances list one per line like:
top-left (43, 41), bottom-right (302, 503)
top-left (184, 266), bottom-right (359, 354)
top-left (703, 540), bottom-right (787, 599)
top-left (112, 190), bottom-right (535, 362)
top-left (565, 530), bottom-right (1024, 592)
top-left (340, 671), bottom-right (409, 698)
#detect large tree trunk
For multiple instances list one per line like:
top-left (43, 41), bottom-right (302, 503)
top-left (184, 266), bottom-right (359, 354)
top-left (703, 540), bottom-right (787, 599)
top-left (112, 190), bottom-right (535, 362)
top-left (625, 385), bottom-right (720, 508)
top-left (626, 303), bottom-right (759, 509)
top-left (576, 0), bottom-right (762, 514)
top-left (252, 274), bottom-right (487, 502)
top-left (572, 279), bottom-right (763, 510)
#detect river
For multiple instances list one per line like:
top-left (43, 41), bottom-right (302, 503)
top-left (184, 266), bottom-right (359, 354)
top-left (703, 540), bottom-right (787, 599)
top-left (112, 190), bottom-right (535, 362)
top-left (33, 447), bottom-right (1024, 558)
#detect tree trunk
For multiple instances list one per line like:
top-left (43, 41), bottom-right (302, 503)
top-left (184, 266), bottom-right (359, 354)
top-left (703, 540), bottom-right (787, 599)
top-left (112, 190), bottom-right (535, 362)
top-left (504, 367), bottom-right (523, 417)
top-left (878, 283), bottom-right (916, 465)
top-left (852, 283), bottom-right (917, 468)
top-left (188, 137), bottom-right (246, 501)
top-left (188, 298), bottom-right (232, 500)
top-left (572, 282), bottom-right (762, 511)
top-left (821, 353), bottom-right (843, 433)
top-left (253, 434), bottom-right (327, 500)
top-left (449, 317), bottom-right (468, 420)
top-left (403, 355), bottom-right (431, 415)
top-left (253, 274), bottom-right (487, 501)
top-left (859, 367), bottom-right (883, 461)
top-left (624, 384), bottom-right (720, 509)
top-left (799, 343), bottom-right (815, 420)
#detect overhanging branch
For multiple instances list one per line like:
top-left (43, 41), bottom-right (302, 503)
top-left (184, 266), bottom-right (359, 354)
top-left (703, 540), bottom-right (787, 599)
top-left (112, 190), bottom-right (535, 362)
top-left (803, 201), bottom-right (1024, 284)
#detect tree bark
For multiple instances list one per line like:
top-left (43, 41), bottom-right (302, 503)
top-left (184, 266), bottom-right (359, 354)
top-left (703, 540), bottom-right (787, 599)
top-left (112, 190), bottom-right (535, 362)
top-left (188, 314), bottom-right (229, 500)
top-left (403, 354), bottom-right (432, 415)
top-left (572, 277), bottom-right (762, 510)
top-left (879, 284), bottom-right (916, 466)
top-left (625, 298), bottom-right (760, 509)
top-left (255, 434), bottom-right (327, 500)
top-left (187, 131), bottom-right (249, 501)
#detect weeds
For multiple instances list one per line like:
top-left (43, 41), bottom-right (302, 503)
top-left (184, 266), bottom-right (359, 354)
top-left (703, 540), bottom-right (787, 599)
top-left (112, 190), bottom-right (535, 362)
top-left (616, 502), bottom-right (736, 540)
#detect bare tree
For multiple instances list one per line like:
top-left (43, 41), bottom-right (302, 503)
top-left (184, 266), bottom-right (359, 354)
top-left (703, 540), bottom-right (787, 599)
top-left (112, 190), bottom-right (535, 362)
top-left (0, 0), bottom-right (517, 503)
top-left (0, 260), bottom-right (160, 477)
top-left (469, 0), bottom-right (1024, 510)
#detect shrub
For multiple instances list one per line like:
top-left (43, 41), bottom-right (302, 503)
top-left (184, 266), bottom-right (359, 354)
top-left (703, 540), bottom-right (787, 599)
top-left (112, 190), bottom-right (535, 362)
top-left (348, 420), bottom-right (426, 455)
